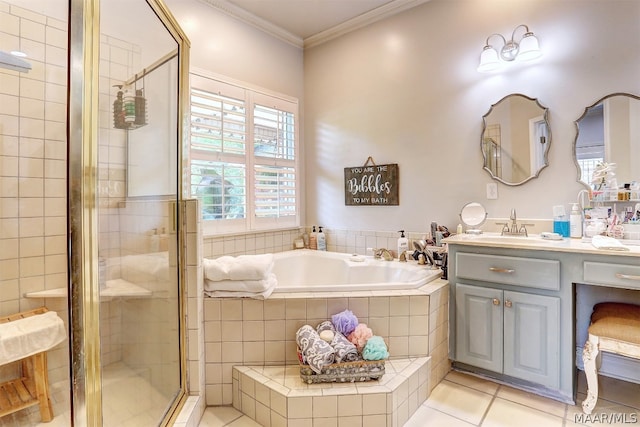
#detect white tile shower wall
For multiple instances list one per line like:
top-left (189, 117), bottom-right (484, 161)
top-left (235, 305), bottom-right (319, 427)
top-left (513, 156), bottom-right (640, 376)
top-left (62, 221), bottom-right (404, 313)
top-left (202, 286), bottom-right (449, 406)
top-left (0, 1), bottom-right (68, 385)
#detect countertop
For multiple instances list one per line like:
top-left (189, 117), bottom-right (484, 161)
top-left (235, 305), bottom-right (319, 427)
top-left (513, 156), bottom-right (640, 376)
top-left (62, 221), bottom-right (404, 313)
top-left (443, 233), bottom-right (640, 258)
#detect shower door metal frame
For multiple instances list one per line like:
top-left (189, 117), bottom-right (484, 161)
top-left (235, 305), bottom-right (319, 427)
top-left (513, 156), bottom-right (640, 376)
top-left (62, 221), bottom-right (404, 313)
top-left (67, 0), bottom-right (191, 424)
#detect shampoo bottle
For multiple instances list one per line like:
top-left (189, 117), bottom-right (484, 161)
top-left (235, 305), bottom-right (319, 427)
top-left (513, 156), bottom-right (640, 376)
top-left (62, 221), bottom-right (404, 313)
top-left (570, 203), bottom-right (583, 238)
top-left (317, 226), bottom-right (327, 251)
top-left (309, 226), bottom-right (318, 250)
top-left (397, 230), bottom-right (409, 259)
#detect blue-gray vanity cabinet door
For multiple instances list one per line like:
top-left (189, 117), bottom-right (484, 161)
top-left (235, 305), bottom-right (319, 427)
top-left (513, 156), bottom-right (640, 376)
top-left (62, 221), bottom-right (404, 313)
top-left (455, 283), bottom-right (503, 373)
top-left (503, 291), bottom-right (560, 389)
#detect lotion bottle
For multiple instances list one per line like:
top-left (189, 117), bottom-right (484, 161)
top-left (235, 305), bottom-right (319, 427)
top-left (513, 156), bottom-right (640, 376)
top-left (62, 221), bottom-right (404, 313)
top-left (309, 226), bottom-right (318, 250)
top-left (397, 230), bottom-right (409, 259)
top-left (317, 226), bottom-right (327, 251)
top-left (570, 203), bottom-right (583, 238)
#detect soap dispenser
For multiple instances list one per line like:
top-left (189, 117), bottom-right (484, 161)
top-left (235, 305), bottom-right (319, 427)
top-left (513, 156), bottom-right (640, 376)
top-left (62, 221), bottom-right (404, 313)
top-left (317, 226), bottom-right (327, 251)
top-left (570, 203), bottom-right (583, 238)
top-left (397, 230), bottom-right (409, 259)
top-left (309, 226), bottom-right (318, 250)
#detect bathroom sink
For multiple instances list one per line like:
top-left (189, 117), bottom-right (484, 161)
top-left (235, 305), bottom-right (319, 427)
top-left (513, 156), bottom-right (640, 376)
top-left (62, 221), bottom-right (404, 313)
top-left (454, 234), bottom-right (563, 246)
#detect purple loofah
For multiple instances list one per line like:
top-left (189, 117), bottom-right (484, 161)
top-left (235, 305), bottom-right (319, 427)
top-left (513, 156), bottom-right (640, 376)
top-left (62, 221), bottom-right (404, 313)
top-left (331, 309), bottom-right (359, 335)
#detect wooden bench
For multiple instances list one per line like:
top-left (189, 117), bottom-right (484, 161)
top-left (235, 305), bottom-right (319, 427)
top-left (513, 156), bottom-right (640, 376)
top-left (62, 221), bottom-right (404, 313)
top-left (0, 307), bottom-right (57, 422)
top-left (582, 302), bottom-right (640, 414)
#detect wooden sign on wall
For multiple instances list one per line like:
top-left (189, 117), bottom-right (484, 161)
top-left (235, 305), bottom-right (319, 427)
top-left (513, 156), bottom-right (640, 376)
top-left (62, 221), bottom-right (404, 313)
top-left (344, 162), bottom-right (399, 206)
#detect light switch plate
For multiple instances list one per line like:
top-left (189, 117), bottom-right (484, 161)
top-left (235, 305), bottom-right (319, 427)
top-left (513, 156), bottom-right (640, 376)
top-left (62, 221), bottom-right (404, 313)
top-left (486, 183), bottom-right (498, 199)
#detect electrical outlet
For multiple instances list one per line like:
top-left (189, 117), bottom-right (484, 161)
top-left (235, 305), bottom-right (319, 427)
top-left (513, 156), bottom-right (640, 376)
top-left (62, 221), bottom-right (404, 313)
top-left (486, 183), bottom-right (498, 199)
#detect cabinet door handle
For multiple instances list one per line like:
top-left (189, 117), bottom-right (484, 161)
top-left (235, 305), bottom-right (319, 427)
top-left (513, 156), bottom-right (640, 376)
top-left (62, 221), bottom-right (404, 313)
top-left (504, 300), bottom-right (512, 308)
top-left (492, 298), bottom-right (500, 306)
top-left (489, 267), bottom-right (515, 274)
top-left (615, 273), bottom-right (640, 281)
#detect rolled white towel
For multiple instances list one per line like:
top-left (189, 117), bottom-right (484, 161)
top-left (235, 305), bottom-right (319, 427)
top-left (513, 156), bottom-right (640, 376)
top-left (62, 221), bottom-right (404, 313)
top-left (203, 254), bottom-right (274, 282)
top-left (204, 286), bottom-right (275, 300)
top-left (204, 273), bottom-right (277, 293)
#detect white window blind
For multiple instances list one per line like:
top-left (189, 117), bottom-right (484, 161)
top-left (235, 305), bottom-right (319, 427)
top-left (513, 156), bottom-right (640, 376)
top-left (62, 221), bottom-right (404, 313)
top-left (190, 73), bottom-right (299, 233)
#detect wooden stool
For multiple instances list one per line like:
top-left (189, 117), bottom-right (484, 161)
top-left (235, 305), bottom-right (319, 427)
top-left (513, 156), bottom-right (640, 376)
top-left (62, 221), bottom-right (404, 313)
top-left (0, 308), bottom-right (55, 422)
top-left (582, 302), bottom-right (640, 414)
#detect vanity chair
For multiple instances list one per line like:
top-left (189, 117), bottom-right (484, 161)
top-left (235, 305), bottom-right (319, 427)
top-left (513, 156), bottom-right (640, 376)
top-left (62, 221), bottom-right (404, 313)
top-left (582, 302), bottom-right (640, 414)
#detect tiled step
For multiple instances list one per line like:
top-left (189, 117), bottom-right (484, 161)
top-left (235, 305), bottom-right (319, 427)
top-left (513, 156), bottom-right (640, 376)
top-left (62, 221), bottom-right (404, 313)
top-left (232, 357), bottom-right (430, 427)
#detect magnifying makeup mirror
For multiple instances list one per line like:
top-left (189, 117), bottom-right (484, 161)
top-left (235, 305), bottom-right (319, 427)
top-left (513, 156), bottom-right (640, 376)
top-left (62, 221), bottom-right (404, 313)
top-left (460, 202), bottom-right (488, 234)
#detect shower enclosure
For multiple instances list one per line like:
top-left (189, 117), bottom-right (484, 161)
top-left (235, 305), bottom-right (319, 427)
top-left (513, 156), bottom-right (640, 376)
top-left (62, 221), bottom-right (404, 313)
top-left (0, 0), bottom-right (189, 425)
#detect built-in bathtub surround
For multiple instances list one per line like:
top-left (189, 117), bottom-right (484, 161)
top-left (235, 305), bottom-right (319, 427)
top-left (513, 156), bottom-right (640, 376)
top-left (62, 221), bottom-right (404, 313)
top-left (233, 357), bottom-right (430, 427)
top-left (203, 280), bottom-right (449, 406)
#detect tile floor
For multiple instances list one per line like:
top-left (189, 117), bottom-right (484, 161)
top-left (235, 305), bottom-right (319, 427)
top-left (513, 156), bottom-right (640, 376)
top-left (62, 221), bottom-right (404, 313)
top-left (198, 370), bottom-right (640, 427)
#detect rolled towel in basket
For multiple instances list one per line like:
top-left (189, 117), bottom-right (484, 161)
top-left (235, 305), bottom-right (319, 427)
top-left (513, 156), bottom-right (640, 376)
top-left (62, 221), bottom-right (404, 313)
top-left (296, 325), bottom-right (335, 374)
top-left (331, 331), bottom-right (360, 363)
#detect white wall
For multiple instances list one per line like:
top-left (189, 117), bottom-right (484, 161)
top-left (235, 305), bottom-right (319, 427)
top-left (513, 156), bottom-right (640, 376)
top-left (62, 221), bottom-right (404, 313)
top-left (164, 0), bottom-right (304, 100)
top-left (303, 0), bottom-right (640, 233)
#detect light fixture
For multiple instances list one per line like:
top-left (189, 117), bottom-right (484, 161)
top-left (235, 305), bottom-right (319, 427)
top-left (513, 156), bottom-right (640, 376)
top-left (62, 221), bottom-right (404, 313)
top-left (478, 24), bottom-right (542, 72)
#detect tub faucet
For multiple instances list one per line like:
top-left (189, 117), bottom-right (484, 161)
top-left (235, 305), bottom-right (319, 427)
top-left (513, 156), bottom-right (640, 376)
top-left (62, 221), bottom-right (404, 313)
top-left (373, 248), bottom-right (394, 261)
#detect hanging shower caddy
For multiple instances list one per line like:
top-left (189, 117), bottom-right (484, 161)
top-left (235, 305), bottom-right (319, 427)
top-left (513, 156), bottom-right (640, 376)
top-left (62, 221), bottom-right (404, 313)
top-left (113, 76), bottom-right (148, 130)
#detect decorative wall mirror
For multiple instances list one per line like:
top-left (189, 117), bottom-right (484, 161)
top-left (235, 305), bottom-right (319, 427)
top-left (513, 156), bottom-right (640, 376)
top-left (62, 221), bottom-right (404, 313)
top-left (573, 93), bottom-right (640, 189)
top-left (481, 94), bottom-right (551, 186)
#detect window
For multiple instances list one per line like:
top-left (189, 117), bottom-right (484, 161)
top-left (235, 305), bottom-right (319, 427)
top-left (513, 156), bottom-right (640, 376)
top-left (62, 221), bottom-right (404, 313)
top-left (190, 73), bottom-right (299, 234)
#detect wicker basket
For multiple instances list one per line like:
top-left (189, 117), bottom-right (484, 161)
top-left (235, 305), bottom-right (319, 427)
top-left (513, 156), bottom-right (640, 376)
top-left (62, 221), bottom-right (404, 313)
top-left (297, 348), bottom-right (385, 384)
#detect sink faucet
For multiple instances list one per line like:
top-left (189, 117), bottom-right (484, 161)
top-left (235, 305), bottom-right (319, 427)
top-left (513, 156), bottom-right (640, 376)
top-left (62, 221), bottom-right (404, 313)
top-left (497, 208), bottom-right (533, 237)
top-left (510, 208), bottom-right (518, 233)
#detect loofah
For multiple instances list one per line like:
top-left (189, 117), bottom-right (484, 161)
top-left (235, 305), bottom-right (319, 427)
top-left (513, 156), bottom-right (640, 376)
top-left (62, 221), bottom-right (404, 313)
top-left (362, 336), bottom-right (389, 361)
top-left (331, 309), bottom-right (359, 336)
top-left (348, 323), bottom-right (373, 351)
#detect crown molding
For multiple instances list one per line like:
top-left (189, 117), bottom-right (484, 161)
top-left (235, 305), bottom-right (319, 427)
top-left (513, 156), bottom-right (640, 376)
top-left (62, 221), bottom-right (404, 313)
top-left (304, 0), bottom-right (431, 49)
top-left (199, 0), bottom-right (304, 48)
top-left (199, 0), bottom-right (431, 50)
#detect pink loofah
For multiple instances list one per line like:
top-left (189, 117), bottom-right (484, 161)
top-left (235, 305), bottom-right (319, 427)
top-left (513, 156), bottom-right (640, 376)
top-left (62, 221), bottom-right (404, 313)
top-left (331, 309), bottom-right (359, 335)
top-left (348, 323), bottom-right (373, 351)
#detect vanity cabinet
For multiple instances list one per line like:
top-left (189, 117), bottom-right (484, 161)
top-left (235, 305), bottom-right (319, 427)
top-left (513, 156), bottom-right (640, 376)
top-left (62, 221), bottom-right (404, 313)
top-left (447, 235), bottom-right (640, 404)
top-left (455, 283), bottom-right (560, 388)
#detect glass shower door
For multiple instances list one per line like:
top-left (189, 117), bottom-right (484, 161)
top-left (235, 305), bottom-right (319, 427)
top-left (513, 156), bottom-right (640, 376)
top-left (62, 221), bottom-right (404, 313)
top-left (97, 1), bottom-right (185, 425)
top-left (68, 0), bottom-right (189, 424)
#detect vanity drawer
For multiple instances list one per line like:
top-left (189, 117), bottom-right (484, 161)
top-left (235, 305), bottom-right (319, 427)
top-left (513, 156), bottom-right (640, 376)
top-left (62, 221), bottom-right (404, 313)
top-left (456, 252), bottom-right (560, 290)
top-left (583, 262), bottom-right (640, 290)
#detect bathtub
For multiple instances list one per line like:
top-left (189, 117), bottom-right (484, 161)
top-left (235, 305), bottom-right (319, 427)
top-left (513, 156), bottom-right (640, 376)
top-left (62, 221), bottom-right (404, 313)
top-left (271, 249), bottom-right (441, 293)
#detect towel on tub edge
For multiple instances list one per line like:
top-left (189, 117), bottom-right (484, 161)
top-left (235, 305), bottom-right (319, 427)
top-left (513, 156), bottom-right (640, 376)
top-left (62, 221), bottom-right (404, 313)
top-left (203, 254), bottom-right (274, 282)
top-left (203, 285), bottom-right (275, 300)
top-left (204, 273), bottom-right (277, 293)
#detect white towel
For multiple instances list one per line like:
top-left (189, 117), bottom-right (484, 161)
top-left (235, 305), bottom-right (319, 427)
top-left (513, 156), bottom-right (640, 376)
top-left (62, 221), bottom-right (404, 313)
top-left (204, 286), bottom-right (275, 300)
top-left (204, 273), bottom-right (277, 293)
top-left (203, 254), bottom-right (274, 282)
top-left (591, 235), bottom-right (630, 251)
top-left (0, 311), bottom-right (66, 365)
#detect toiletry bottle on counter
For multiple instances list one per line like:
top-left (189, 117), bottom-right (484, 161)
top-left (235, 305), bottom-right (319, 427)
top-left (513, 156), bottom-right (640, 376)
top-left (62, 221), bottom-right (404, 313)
top-left (397, 230), bottom-right (408, 258)
top-left (553, 205), bottom-right (570, 237)
top-left (317, 226), bottom-right (327, 251)
top-left (309, 226), bottom-right (318, 250)
top-left (570, 203), bottom-right (583, 238)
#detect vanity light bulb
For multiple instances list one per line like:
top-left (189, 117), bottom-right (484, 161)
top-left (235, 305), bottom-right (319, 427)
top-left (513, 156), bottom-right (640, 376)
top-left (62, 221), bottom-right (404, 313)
top-left (478, 46), bottom-right (501, 72)
top-left (516, 32), bottom-right (542, 61)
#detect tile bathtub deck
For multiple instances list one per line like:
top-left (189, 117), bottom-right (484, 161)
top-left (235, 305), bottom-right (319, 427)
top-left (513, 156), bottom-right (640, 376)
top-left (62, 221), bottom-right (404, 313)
top-left (198, 370), bottom-right (640, 427)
